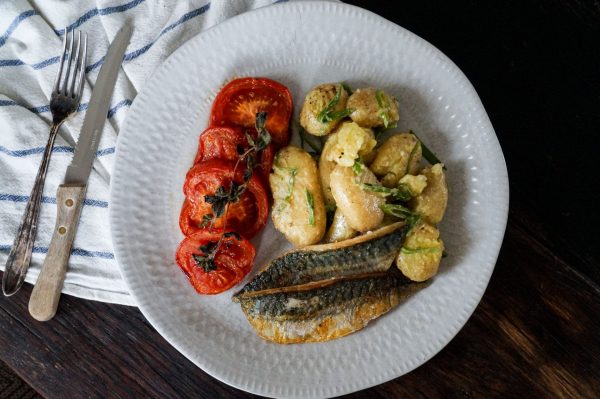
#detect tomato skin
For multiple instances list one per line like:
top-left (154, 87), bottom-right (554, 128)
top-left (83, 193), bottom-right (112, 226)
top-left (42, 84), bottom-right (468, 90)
top-left (176, 230), bottom-right (255, 294)
top-left (179, 199), bottom-right (199, 236)
top-left (194, 126), bottom-right (245, 165)
top-left (210, 77), bottom-right (293, 147)
top-left (183, 159), bottom-right (268, 239)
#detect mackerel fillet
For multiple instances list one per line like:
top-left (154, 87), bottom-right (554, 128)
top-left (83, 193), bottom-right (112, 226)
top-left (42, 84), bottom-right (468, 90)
top-left (234, 223), bottom-right (426, 343)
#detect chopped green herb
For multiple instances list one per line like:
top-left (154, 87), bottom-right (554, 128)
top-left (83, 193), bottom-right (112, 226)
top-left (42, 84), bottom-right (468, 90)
top-left (375, 90), bottom-right (396, 129)
top-left (410, 130), bottom-right (445, 169)
top-left (198, 214), bottom-right (213, 228)
top-left (284, 168), bottom-right (298, 202)
top-left (401, 246), bottom-right (442, 255)
top-left (359, 182), bottom-right (412, 202)
top-left (381, 203), bottom-right (415, 219)
top-left (352, 159), bottom-right (364, 175)
top-left (317, 84), bottom-right (353, 124)
top-left (306, 190), bottom-right (315, 226)
top-left (442, 250), bottom-right (449, 258)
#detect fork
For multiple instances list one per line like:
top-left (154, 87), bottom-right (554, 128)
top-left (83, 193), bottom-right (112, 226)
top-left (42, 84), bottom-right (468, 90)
top-left (2, 30), bottom-right (88, 296)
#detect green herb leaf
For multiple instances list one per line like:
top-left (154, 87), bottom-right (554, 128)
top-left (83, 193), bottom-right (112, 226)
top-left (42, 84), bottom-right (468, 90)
top-left (352, 159), bottom-right (364, 175)
top-left (306, 189), bottom-right (315, 226)
top-left (410, 130), bottom-right (445, 169)
top-left (375, 90), bottom-right (394, 128)
top-left (317, 84), bottom-right (351, 124)
top-left (192, 241), bottom-right (219, 272)
top-left (401, 246), bottom-right (442, 255)
top-left (285, 168), bottom-right (298, 202)
top-left (198, 214), bottom-right (213, 228)
top-left (381, 203), bottom-right (415, 219)
top-left (359, 182), bottom-right (412, 202)
top-left (442, 250), bottom-right (449, 258)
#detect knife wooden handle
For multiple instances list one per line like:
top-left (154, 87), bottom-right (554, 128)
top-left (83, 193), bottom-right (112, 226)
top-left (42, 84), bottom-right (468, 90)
top-left (29, 184), bottom-right (86, 322)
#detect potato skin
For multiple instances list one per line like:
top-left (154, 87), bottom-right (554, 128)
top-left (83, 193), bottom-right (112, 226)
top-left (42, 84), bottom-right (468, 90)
top-left (370, 133), bottom-right (422, 187)
top-left (300, 83), bottom-right (350, 136)
top-left (347, 88), bottom-right (399, 128)
top-left (270, 146), bottom-right (326, 246)
top-left (396, 223), bottom-right (444, 282)
top-left (330, 164), bottom-right (385, 232)
top-left (410, 163), bottom-right (448, 225)
top-left (324, 208), bottom-right (357, 243)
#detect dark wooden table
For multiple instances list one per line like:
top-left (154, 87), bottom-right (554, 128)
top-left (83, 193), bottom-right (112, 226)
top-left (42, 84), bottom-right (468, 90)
top-left (2, 1), bottom-right (599, 398)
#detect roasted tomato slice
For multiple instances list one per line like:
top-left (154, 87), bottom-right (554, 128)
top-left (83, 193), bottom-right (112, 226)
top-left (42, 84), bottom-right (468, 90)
top-left (210, 77), bottom-right (293, 147)
top-left (183, 159), bottom-right (268, 239)
top-left (176, 230), bottom-right (255, 294)
top-left (194, 126), bottom-right (274, 182)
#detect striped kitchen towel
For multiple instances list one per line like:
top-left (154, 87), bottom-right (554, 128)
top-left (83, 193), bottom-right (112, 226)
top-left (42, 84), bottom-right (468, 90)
top-left (0, 0), bottom-right (294, 306)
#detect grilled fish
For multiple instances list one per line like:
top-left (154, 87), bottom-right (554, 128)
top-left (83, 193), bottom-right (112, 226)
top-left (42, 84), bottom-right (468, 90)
top-left (234, 222), bottom-right (426, 343)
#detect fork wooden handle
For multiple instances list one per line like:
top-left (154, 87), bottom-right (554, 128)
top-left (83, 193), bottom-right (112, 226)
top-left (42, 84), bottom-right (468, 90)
top-left (29, 184), bottom-right (86, 322)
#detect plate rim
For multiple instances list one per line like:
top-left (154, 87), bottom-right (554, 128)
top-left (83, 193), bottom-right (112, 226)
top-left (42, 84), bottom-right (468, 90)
top-left (110, 1), bottom-right (509, 397)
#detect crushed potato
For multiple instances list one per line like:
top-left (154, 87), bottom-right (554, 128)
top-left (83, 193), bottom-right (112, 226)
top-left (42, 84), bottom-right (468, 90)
top-left (410, 163), bottom-right (448, 225)
top-left (324, 122), bottom-right (376, 167)
top-left (396, 223), bottom-right (444, 281)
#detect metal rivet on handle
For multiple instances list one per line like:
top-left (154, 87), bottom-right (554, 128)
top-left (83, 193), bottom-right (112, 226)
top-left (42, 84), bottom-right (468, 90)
top-left (65, 199), bottom-right (74, 207)
top-left (58, 226), bottom-right (67, 235)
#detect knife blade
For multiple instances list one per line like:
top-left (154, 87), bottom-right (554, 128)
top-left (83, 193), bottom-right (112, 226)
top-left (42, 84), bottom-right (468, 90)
top-left (28, 26), bottom-right (131, 322)
top-left (65, 25), bottom-right (131, 185)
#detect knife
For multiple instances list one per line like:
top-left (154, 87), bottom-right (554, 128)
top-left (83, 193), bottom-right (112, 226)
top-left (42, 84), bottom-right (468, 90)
top-left (28, 26), bottom-right (132, 322)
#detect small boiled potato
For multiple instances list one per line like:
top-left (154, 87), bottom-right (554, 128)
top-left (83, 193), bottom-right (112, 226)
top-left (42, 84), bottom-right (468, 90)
top-left (330, 164), bottom-right (385, 232)
top-left (270, 146), bottom-right (326, 246)
top-left (324, 208), bottom-right (357, 243)
top-left (324, 121), bottom-right (377, 167)
top-left (398, 174), bottom-right (428, 196)
top-left (396, 223), bottom-right (444, 282)
top-left (300, 83), bottom-right (350, 136)
top-left (347, 88), bottom-right (400, 128)
top-left (370, 133), bottom-right (422, 187)
top-left (410, 163), bottom-right (448, 225)
top-left (318, 133), bottom-right (339, 207)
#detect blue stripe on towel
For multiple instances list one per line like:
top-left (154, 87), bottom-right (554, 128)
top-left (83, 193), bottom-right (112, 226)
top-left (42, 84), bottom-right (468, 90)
top-left (0, 193), bottom-right (108, 208)
top-left (0, 244), bottom-right (114, 259)
top-left (0, 146), bottom-right (115, 158)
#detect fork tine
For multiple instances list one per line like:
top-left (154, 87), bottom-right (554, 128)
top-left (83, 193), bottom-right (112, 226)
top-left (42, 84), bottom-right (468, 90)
top-left (69, 31), bottom-right (82, 97)
top-left (77, 33), bottom-right (88, 100)
top-left (53, 28), bottom-right (69, 94)
top-left (61, 30), bottom-right (75, 95)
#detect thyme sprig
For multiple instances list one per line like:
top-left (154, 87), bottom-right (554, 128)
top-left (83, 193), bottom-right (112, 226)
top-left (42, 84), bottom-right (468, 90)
top-left (192, 112), bottom-right (271, 272)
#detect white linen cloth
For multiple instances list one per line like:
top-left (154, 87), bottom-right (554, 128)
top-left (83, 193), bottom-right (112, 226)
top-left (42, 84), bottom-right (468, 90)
top-left (0, 0), bottom-right (293, 306)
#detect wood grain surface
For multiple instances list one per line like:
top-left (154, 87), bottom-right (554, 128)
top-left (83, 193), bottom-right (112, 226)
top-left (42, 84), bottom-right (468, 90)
top-left (1, 1), bottom-right (599, 398)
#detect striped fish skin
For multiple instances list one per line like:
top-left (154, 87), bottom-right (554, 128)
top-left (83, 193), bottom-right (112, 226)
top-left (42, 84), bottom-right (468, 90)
top-left (234, 223), bottom-right (426, 344)
top-left (238, 271), bottom-right (425, 344)
top-left (234, 222), bottom-right (408, 299)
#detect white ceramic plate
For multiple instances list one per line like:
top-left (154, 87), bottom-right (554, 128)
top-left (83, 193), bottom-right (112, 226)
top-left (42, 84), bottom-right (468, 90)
top-left (110, 2), bottom-right (509, 398)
